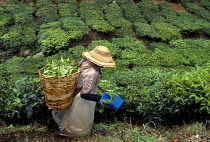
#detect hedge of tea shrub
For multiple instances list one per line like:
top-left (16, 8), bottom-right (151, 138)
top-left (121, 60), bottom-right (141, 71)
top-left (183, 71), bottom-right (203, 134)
top-left (186, 3), bottom-right (210, 22)
top-left (134, 22), bottom-right (159, 39)
top-left (99, 63), bottom-right (209, 122)
top-left (136, 0), bottom-right (166, 23)
top-left (180, 0), bottom-right (195, 7)
top-left (149, 39), bottom-right (210, 67)
top-left (0, 55), bottom-right (46, 119)
top-left (172, 11), bottom-right (205, 33)
top-left (152, 22), bottom-right (181, 41)
top-left (98, 38), bottom-right (210, 122)
top-left (1, 0), bottom-right (210, 123)
top-left (158, 8), bottom-right (205, 34)
top-left (5, 3), bottom-right (35, 16)
top-left (37, 17), bottom-right (90, 53)
top-left (59, 17), bottom-right (90, 39)
top-left (1, 0), bottom-right (210, 55)
top-left (1, 23), bottom-right (38, 50)
top-left (200, 0), bottom-right (210, 10)
top-left (79, 1), bottom-right (114, 32)
top-left (54, 0), bottom-right (77, 3)
top-left (38, 27), bottom-right (70, 53)
top-left (0, 38), bottom-right (210, 122)
top-left (102, 3), bottom-right (134, 37)
top-left (158, 2), bottom-right (175, 17)
top-left (0, 11), bottom-right (12, 37)
top-left (103, 3), bottom-right (129, 28)
top-left (116, 0), bottom-right (146, 23)
top-left (134, 22), bottom-right (181, 42)
top-left (36, 3), bottom-right (59, 24)
top-left (35, 0), bottom-right (52, 8)
top-left (95, 0), bottom-right (113, 6)
top-left (58, 3), bottom-right (78, 18)
top-left (0, 4), bottom-right (37, 51)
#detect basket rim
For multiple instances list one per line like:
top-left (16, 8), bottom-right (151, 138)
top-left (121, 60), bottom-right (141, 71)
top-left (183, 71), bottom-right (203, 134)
top-left (39, 67), bottom-right (81, 79)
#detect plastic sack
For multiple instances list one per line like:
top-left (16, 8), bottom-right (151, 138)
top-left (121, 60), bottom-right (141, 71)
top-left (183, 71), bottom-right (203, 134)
top-left (52, 92), bottom-right (96, 137)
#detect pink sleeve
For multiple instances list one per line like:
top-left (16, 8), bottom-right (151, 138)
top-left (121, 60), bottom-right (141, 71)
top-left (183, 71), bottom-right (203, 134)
top-left (80, 68), bottom-right (99, 94)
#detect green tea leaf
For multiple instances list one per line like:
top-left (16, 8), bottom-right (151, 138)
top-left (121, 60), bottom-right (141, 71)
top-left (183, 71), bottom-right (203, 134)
top-left (42, 58), bottom-right (78, 77)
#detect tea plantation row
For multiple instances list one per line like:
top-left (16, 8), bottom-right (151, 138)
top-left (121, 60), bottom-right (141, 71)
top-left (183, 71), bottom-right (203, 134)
top-left (0, 0), bottom-right (210, 55)
top-left (0, 38), bottom-right (209, 123)
top-left (0, 0), bottom-right (210, 123)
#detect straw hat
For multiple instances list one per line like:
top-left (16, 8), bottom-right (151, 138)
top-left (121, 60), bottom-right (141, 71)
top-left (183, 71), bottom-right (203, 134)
top-left (82, 46), bottom-right (116, 67)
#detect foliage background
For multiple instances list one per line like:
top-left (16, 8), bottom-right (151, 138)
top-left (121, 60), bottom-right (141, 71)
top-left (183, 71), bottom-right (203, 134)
top-left (0, 0), bottom-right (209, 125)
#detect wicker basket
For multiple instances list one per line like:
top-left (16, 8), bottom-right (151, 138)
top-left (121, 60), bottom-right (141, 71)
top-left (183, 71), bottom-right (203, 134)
top-left (39, 67), bottom-right (81, 110)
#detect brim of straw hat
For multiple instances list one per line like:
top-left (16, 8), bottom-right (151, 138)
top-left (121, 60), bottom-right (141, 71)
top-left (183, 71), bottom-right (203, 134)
top-left (82, 52), bottom-right (116, 67)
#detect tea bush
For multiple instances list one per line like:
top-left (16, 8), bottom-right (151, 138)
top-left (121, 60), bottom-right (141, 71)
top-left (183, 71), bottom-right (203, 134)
top-left (148, 39), bottom-right (210, 67)
top-left (103, 3), bottom-right (133, 37)
top-left (109, 65), bottom-right (210, 122)
top-left (134, 22), bottom-right (181, 42)
top-left (5, 3), bottom-right (35, 14)
top-left (38, 28), bottom-right (70, 53)
top-left (136, 0), bottom-right (165, 23)
top-left (150, 43), bottom-right (189, 67)
top-left (0, 12), bottom-right (12, 27)
top-left (181, 0), bottom-right (194, 7)
top-left (111, 37), bottom-right (153, 68)
top-left (186, 3), bottom-right (210, 22)
top-left (39, 21), bottom-right (61, 29)
top-left (169, 39), bottom-right (210, 66)
top-left (3, 55), bottom-right (46, 78)
top-left (158, 1), bottom-right (173, 12)
top-left (0, 55), bottom-right (46, 119)
top-left (1, 0), bottom-right (210, 124)
top-left (14, 12), bottom-right (34, 24)
top-left (163, 65), bottom-right (210, 121)
top-left (158, 5), bottom-right (205, 34)
top-left (137, 0), bottom-right (159, 13)
top-left (79, 1), bottom-right (114, 32)
top-left (200, 0), bottom-right (210, 10)
top-left (36, 3), bottom-right (59, 24)
top-left (201, 22), bottom-right (210, 36)
top-left (158, 3), bottom-right (177, 24)
top-left (95, 0), bottom-right (113, 6)
top-left (134, 22), bottom-right (159, 39)
top-left (58, 2), bottom-right (78, 18)
top-left (1, 4), bottom-right (37, 50)
top-left (54, 0), bottom-right (77, 3)
top-left (117, 0), bottom-right (146, 23)
top-left (68, 46), bottom-right (86, 61)
top-left (1, 23), bottom-right (37, 50)
top-left (35, 0), bottom-right (52, 8)
top-left (151, 22), bottom-right (181, 42)
top-left (170, 11), bottom-right (204, 33)
top-left (59, 17), bottom-right (90, 40)
top-left (0, 13), bottom-right (12, 37)
top-left (0, 77), bottom-right (44, 119)
top-left (111, 36), bottom-right (146, 51)
top-left (103, 3), bottom-right (130, 28)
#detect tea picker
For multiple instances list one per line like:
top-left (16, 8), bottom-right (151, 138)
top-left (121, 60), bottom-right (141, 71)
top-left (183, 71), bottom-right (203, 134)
top-left (39, 46), bottom-right (124, 137)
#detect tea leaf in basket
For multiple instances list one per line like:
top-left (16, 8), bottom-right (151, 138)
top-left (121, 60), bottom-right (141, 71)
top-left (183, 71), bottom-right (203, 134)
top-left (43, 58), bottom-right (78, 77)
